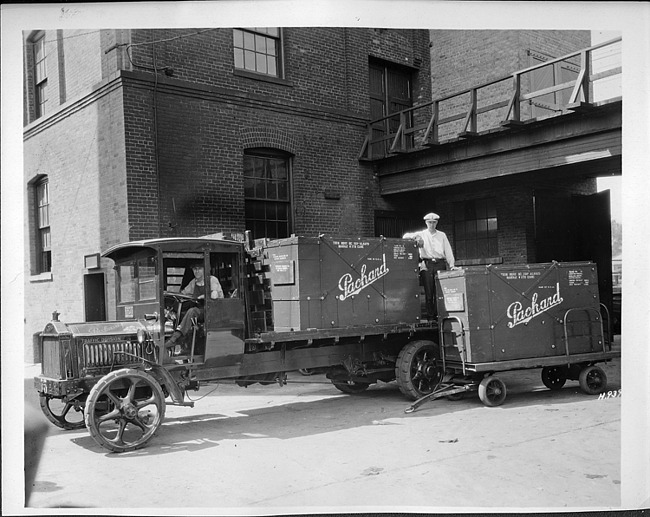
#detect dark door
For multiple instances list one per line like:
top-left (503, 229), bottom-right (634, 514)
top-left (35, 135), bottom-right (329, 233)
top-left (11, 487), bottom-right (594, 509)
top-left (535, 189), bottom-right (613, 316)
top-left (84, 273), bottom-right (106, 321)
top-left (369, 61), bottom-right (413, 158)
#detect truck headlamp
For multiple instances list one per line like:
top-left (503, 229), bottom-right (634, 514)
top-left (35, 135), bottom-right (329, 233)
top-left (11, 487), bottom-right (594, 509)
top-left (137, 328), bottom-right (146, 344)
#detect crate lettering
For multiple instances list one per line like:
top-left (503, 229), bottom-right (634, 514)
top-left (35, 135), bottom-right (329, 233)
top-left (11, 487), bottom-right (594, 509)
top-left (507, 283), bottom-right (564, 328)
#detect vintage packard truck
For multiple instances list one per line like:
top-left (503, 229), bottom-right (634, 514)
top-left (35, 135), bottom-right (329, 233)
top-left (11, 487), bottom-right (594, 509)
top-left (35, 235), bottom-right (440, 452)
top-left (34, 235), bottom-right (617, 452)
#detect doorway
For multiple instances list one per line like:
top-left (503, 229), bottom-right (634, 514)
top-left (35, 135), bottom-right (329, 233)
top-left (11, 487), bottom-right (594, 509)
top-left (84, 273), bottom-right (106, 322)
top-left (534, 189), bottom-right (613, 317)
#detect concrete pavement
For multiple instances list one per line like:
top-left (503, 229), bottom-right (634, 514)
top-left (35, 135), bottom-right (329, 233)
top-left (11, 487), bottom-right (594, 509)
top-left (18, 338), bottom-right (625, 512)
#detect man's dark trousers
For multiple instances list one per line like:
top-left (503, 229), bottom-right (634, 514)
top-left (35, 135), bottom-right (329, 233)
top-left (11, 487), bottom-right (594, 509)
top-left (420, 259), bottom-right (447, 320)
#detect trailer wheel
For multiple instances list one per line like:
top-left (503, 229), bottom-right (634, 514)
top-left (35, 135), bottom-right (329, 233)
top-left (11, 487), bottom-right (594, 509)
top-left (332, 380), bottom-right (369, 394)
top-left (478, 376), bottom-right (507, 407)
top-left (39, 393), bottom-right (87, 430)
top-left (396, 340), bottom-right (441, 400)
top-left (578, 365), bottom-right (608, 395)
top-left (84, 368), bottom-right (166, 453)
top-left (541, 366), bottom-right (568, 390)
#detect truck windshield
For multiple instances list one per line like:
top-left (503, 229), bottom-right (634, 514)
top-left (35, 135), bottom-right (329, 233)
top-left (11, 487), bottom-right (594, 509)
top-left (117, 255), bottom-right (158, 303)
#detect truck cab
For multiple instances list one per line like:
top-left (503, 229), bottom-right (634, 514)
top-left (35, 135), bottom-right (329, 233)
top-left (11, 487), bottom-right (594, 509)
top-left (106, 237), bottom-right (247, 367)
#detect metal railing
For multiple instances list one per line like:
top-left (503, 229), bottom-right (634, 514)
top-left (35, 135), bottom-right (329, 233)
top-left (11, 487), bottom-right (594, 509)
top-left (359, 37), bottom-right (621, 161)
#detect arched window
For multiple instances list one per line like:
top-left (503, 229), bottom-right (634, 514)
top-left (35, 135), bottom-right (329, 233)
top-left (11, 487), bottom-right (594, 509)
top-left (243, 149), bottom-right (292, 239)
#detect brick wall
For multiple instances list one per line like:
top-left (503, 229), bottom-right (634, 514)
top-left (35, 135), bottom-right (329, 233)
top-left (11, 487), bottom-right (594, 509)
top-left (125, 28), bottom-right (430, 119)
top-left (23, 27), bottom-right (429, 360)
top-left (429, 30), bottom-right (590, 138)
top-left (430, 30), bottom-right (589, 97)
top-left (122, 75), bottom-right (378, 239)
top-left (23, 85), bottom-right (129, 361)
top-left (23, 29), bottom-right (106, 125)
top-left (120, 27), bottom-right (429, 241)
top-left (61, 30), bottom-right (103, 101)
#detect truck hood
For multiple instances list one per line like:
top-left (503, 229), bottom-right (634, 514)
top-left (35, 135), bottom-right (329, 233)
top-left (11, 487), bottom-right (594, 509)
top-left (42, 320), bottom-right (148, 337)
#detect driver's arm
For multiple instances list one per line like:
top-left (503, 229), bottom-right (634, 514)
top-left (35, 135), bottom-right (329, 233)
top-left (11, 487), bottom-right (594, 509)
top-left (181, 279), bottom-right (195, 296)
top-left (210, 276), bottom-right (224, 299)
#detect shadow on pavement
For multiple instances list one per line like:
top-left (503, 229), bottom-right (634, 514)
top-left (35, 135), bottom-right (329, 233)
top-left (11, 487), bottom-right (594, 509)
top-left (67, 355), bottom-right (620, 457)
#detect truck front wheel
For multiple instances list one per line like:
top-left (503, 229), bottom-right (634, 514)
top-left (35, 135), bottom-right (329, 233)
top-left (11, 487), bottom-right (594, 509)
top-left (84, 368), bottom-right (166, 453)
top-left (395, 340), bottom-right (441, 400)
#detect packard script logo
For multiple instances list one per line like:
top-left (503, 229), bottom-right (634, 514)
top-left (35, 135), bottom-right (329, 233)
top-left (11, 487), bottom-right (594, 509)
top-left (507, 283), bottom-right (564, 328)
top-left (338, 254), bottom-right (389, 301)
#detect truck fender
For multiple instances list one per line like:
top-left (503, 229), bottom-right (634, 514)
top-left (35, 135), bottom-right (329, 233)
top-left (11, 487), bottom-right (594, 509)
top-left (142, 363), bottom-right (187, 404)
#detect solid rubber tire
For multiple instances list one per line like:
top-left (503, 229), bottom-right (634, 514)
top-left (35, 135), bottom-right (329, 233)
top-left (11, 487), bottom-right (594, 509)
top-left (578, 365), bottom-right (608, 395)
top-left (541, 366), bottom-right (568, 390)
top-left (478, 376), bottom-right (507, 407)
top-left (84, 368), bottom-right (166, 453)
top-left (395, 340), bottom-right (440, 401)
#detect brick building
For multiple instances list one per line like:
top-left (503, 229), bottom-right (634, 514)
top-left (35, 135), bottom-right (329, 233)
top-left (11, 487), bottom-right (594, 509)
top-left (23, 28), bottom-right (606, 362)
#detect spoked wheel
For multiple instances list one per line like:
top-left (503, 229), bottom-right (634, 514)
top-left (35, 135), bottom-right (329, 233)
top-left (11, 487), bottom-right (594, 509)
top-left (395, 340), bottom-right (441, 400)
top-left (478, 376), bottom-right (507, 407)
top-left (541, 366), bottom-right (568, 390)
top-left (84, 368), bottom-right (166, 453)
top-left (39, 393), bottom-right (87, 430)
top-left (578, 365), bottom-right (608, 395)
top-left (332, 380), bottom-right (370, 394)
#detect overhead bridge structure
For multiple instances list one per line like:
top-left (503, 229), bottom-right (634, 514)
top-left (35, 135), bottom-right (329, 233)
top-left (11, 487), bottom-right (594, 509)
top-left (359, 37), bottom-right (622, 194)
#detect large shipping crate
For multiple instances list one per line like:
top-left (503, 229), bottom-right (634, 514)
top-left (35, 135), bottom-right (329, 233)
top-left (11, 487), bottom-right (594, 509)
top-left (438, 262), bottom-right (604, 363)
top-left (261, 236), bottom-right (421, 331)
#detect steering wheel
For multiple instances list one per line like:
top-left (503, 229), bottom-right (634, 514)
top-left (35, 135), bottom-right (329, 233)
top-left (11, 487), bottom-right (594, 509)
top-left (163, 291), bottom-right (200, 326)
top-left (163, 291), bottom-right (196, 301)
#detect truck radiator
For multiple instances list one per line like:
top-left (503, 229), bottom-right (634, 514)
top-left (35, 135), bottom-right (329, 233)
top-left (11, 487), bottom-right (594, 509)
top-left (41, 336), bottom-right (70, 379)
top-left (83, 341), bottom-right (148, 369)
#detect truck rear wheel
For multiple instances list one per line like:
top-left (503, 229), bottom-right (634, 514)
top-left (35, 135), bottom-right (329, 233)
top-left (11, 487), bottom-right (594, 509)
top-left (395, 340), bottom-right (441, 400)
top-left (84, 368), bottom-right (166, 453)
top-left (39, 393), bottom-right (86, 430)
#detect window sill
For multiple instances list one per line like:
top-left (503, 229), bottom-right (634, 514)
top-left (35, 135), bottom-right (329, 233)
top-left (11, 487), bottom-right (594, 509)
top-left (456, 257), bottom-right (503, 267)
top-left (30, 272), bottom-right (53, 283)
top-left (233, 68), bottom-right (293, 87)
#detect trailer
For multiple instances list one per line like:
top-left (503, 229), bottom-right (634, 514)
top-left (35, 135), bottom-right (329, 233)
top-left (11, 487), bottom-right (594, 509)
top-left (34, 235), bottom-right (440, 452)
top-left (405, 261), bottom-right (619, 412)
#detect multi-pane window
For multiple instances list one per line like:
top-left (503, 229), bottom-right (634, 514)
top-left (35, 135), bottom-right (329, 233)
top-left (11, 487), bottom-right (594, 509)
top-left (244, 149), bottom-right (292, 239)
top-left (35, 178), bottom-right (51, 273)
top-left (529, 50), bottom-right (580, 118)
top-left (117, 256), bottom-right (157, 303)
top-left (453, 198), bottom-right (498, 260)
top-left (233, 28), bottom-right (281, 77)
top-left (33, 33), bottom-right (48, 118)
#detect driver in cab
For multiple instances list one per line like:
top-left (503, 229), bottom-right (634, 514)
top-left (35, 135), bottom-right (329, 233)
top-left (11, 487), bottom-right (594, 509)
top-left (166, 261), bottom-right (224, 355)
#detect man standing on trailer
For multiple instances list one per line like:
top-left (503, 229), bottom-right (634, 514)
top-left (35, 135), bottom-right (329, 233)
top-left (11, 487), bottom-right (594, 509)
top-left (403, 212), bottom-right (456, 322)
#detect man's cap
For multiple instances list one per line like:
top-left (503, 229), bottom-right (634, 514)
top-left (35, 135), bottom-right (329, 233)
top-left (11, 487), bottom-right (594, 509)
top-left (423, 212), bottom-right (440, 221)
